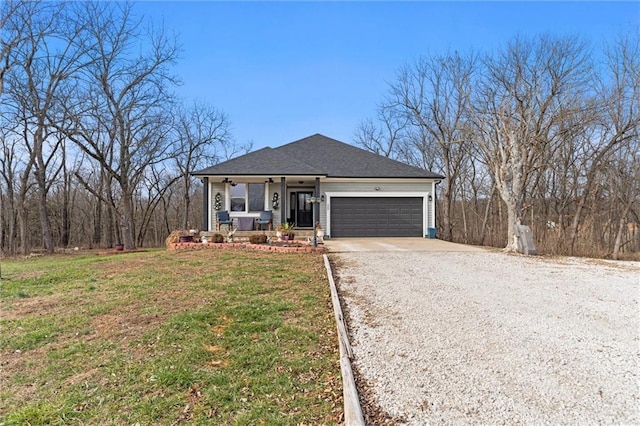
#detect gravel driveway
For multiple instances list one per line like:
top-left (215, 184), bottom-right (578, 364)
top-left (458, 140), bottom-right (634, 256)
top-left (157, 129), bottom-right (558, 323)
top-left (333, 249), bottom-right (640, 424)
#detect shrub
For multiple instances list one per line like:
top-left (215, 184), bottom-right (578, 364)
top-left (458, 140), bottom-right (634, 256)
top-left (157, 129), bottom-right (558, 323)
top-left (249, 234), bottom-right (268, 244)
top-left (212, 233), bottom-right (224, 243)
top-left (165, 230), bottom-right (182, 248)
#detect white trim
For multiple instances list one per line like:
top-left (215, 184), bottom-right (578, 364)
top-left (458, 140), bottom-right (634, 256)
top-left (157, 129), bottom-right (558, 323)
top-left (227, 182), bottom-right (269, 216)
top-left (322, 177), bottom-right (439, 184)
top-left (207, 180), bottom-right (212, 231)
top-left (264, 182), bottom-right (270, 210)
top-left (324, 191), bottom-right (430, 237)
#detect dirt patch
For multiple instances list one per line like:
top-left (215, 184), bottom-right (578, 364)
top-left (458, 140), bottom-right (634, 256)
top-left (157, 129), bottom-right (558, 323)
top-left (1, 294), bottom-right (64, 321)
top-left (8, 271), bottom-right (46, 280)
top-left (89, 286), bottom-right (216, 354)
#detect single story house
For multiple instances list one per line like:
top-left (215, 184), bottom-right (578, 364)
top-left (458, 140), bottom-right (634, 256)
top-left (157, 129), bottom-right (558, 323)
top-left (192, 134), bottom-right (444, 238)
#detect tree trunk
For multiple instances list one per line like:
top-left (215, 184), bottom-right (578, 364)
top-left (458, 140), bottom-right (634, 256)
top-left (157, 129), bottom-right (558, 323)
top-left (181, 174), bottom-right (191, 230)
top-left (34, 153), bottom-right (54, 254)
top-left (61, 156), bottom-right (71, 248)
top-left (568, 187), bottom-right (589, 255)
top-left (36, 179), bottom-right (54, 254)
top-left (17, 203), bottom-right (29, 255)
top-left (120, 189), bottom-right (136, 250)
top-left (105, 204), bottom-right (114, 249)
top-left (441, 184), bottom-right (453, 241)
top-left (504, 196), bottom-right (523, 252)
top-left (2, 190), bottom-right (17, 255)
top-left (461, 193), bottom-right (469, 244)
top-left (479, 186), bottom-right (495, 245)
top-left (612, 200), bottom-right (634, 260)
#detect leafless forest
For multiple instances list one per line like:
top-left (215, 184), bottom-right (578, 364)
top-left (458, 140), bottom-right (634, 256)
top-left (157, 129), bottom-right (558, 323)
top-left (356, 34), bottom-right (639, 259)
top-left (1, 2), bottom-right (240, 253)
top-left (1, 1), bottom-right (638, 258)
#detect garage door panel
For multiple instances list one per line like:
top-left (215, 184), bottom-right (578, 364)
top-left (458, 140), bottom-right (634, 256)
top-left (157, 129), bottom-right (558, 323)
top-left (331, 197), bottom-right (423, 237)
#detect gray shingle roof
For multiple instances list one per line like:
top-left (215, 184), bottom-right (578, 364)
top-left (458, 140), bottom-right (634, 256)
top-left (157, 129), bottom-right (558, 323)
top-left (192, 146), bottom-right (324, 176)
top-left (193, 134), bottom-right (444, 179)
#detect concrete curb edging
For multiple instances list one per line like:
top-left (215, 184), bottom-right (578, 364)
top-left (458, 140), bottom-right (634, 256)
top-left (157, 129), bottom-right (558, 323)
top-left (323, 254), bottom-right (365, 426)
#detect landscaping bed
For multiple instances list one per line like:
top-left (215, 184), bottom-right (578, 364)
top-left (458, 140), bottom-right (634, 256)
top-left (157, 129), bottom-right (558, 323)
top-left (168, 241), bottom-right (326, 253)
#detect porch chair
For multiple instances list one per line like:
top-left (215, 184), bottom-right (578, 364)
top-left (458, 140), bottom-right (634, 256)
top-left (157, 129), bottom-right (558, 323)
top-left (256, 210), bottom-right (272, 231)
top-left (216, 210), bottom-right (233, 231)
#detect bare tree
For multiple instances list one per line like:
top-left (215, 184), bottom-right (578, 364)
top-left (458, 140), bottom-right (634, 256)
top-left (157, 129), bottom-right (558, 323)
top-left (58, 2), bottom-right (179, 250)
top-left (609, 141), bottom-right (639, 259)
top-left (385, 51), bottom-right (477, 241)
top-left (354, 103), bottom-right (410, 159)
top-left (172, 100), bottom-right (231, 229)
top-left (5, 2), bottom-right (91, 253)
top-left (567, 32), bottom-right (640, 254)
top-left (473, 35), bottom-right (593, 251)
top-left (0, 0), bottom-right (37, 98)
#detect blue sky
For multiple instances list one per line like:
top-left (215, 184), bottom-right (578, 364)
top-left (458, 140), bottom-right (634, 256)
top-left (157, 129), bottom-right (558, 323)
top-left (134, 1), bottom-right (639, 150)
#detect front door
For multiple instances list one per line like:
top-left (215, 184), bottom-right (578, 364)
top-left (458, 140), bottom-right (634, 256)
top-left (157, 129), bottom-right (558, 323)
top-left (290, 191), bottom-right (313, 227)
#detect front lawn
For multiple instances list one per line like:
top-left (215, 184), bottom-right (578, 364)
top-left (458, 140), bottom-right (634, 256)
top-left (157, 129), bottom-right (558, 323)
top-left (0, 249), bottom-right (341, 424)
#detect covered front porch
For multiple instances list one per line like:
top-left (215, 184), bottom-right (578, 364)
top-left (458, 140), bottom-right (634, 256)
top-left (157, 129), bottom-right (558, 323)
top-left (200, 176), bottom-right (325, 233)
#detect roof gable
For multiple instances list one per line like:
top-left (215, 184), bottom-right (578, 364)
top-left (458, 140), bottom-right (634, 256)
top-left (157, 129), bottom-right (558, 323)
top-left (273, 134), bottom-right (441, 178)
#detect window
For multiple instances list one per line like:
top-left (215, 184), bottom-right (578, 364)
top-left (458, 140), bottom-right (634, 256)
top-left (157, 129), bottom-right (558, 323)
top-left (229, 183), bottom-right (265, 212)
top-left (248, 183), bottom-right (265, 212)
top-left (230, 184), bottom-right (246, 211)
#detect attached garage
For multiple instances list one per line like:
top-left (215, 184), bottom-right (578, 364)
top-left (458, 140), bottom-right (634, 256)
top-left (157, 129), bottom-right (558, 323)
top-left (330, 197), bottom-right (424, 237)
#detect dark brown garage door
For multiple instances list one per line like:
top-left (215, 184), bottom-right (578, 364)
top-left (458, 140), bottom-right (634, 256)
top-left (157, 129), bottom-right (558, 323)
top-left (331, 197), bottom-right (423, 237)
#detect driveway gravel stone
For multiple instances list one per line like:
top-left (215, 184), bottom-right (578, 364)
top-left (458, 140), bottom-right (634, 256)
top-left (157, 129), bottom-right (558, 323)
top-left (334, 249), bottom-right (640, 424)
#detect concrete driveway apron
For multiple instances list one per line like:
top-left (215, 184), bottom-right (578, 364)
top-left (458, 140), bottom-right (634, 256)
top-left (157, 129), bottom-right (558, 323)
top-left (323, 237), bottom-right (486, 253)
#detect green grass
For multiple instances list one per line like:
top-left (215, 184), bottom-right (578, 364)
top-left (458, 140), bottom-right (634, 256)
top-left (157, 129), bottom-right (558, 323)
top-left (0, 249), bottom-right (341, 424)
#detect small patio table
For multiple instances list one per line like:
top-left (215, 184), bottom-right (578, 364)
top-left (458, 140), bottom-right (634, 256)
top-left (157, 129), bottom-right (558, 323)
top-left (237, 217), bottom-right (254, 231)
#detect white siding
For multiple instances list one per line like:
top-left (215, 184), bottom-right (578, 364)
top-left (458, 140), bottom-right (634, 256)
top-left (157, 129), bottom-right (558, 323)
top-left (268, 183), bottom-right (283, 226)
top-left (209, 182), bottom-right (226, 230)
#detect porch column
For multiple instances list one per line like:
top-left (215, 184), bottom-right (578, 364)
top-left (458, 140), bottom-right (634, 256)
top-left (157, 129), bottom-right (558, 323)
top-left (314, 177), bottom-right (320, 228)
top-left (280, 177), bottom-right (286, 224)
top-left (202, 177), bottom-right (209, 231)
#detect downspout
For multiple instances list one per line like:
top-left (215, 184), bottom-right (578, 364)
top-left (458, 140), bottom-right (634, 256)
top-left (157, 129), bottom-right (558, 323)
top-left (202, 177), bottom-right (209, 231)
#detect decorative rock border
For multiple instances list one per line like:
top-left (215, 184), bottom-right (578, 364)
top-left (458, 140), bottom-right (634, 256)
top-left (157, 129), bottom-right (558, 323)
top-left (168, 242), bottom-right (326, 253)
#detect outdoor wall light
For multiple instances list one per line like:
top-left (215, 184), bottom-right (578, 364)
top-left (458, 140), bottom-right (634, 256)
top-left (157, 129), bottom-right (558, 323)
top-left (428, 195), bottom-right (433, 201)
top-left (306, 195), bottom-right (325, 204)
